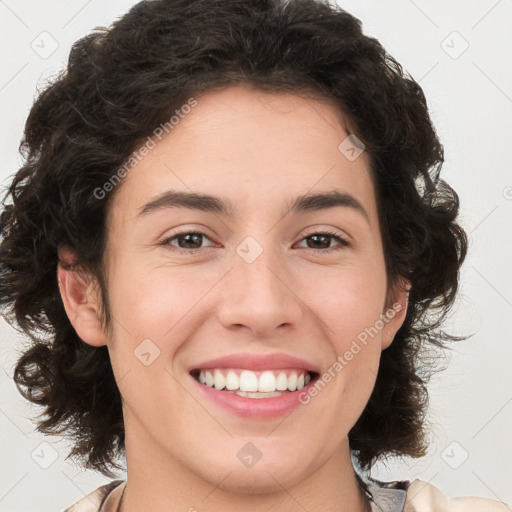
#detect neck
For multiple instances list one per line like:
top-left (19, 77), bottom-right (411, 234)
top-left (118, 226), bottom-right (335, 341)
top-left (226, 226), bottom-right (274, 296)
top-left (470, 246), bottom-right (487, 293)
top-left (120, 420), bottom-right (370, 512)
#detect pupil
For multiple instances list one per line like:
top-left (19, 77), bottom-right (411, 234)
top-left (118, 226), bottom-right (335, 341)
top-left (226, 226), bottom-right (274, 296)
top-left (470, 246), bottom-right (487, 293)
top-left (180, 233), bottom-right (202, 248)
top-left (309, 234), bottom-right (329, 249)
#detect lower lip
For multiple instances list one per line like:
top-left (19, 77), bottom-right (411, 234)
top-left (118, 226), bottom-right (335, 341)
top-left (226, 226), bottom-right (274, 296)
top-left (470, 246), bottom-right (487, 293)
top-left (189, 373), bottom-right (316, 419)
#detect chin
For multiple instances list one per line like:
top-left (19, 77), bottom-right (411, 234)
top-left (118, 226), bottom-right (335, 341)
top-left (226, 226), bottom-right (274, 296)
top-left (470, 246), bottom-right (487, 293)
top-left (213, 467), bottom-right (303, 495)
top-left (195, 450), bottom-right (312, 495)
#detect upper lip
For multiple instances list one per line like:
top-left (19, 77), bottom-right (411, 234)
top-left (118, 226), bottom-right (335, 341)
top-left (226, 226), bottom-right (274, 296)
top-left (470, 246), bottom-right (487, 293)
top-left (189, 353), bottom-right (320, 374)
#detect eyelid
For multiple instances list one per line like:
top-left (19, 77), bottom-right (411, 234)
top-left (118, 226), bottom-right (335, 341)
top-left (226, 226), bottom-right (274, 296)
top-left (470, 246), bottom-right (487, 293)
top-left (159, 230), bottom-right (217, 251)
top-left (294, 229), bottom-right (350, 251)
top-left (295, 224), bottom-right (352, 244)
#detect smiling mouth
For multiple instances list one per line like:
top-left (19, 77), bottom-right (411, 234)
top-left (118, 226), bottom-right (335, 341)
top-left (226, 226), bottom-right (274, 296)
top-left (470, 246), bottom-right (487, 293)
top-left (190, 368), bottom-right (319, 398)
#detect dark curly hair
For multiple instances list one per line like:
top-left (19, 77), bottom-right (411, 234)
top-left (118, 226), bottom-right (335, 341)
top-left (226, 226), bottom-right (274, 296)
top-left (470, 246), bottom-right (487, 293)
top-left (0, 0), bottom-right (467, 477)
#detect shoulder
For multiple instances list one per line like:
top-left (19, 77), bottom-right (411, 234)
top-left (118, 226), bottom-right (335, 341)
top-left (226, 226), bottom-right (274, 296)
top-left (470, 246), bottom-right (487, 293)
top-left (366, 476), bottom-right (509, 512)
top-left (404, 479), bottom-right (509, 512)
top-left (62, 480), bottom-right (124, 512)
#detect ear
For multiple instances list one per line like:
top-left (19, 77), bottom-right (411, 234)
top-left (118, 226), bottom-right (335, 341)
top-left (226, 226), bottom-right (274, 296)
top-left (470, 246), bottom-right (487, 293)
top-left (57, 246), bottom-right (108, 347)
top-left (380, 277), bottom-right (410, 351)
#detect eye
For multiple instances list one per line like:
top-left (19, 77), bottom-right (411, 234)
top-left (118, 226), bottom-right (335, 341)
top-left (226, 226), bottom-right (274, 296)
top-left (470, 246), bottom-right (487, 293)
top-left (160, 231), bottom-right (216, 252)
top-left (160, 229), bottom-right (350, 254)
top-left (295, 231), bottom-right (350, 252)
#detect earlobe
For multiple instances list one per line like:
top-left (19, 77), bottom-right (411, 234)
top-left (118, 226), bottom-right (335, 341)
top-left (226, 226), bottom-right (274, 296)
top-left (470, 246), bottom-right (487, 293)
top-left (381, 279), bottom-right (410, 350)
top-left (57, 247), bottom-right (108, 347)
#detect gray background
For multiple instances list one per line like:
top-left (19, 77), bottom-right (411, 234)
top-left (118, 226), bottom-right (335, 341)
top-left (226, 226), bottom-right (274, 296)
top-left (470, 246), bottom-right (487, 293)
top-left (1, 0), bottom-right (511, 510)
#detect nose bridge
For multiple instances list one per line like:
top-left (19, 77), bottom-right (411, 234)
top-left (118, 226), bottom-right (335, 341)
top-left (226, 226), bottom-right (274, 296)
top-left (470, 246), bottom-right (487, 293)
top-left (238, 240), bottom-right (283, 299)
top-left (217, 235), bottom-right (302, 334)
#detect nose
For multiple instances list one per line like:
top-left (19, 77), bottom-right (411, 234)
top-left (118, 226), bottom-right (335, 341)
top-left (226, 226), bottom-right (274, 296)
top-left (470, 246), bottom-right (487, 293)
top-left (216, 241), bottom-right (304, 337)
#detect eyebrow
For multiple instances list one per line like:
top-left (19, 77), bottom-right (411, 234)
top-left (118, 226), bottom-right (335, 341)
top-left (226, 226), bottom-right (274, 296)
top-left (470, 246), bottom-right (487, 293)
top-left (136, 189), bottom-right (370, 224)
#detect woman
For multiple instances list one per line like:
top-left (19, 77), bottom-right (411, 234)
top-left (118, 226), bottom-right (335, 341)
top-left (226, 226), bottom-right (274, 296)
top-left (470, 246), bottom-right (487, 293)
top-left (0, 0), bottom-right (507, 510)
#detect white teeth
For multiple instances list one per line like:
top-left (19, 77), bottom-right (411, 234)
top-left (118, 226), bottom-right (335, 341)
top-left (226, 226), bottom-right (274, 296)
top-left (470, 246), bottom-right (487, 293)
top-left (287, 373), bottom-right (297, 391)
top-left (205, 371), bottom-right (214, 387)
top-left (225, 371), bottom-right (239, 390)
top-left (234, 390), bottom-right (284, 398)
top-left (239, 370), bottom-right (258, 392)
top-left (258, 371), bottom-right (276, 392)
top-left (196, 368), bottom-right (312, 393)
top-left (276, 372), bottom-right (288, 390)
top-left (213, 369), bottom-right (225, 390)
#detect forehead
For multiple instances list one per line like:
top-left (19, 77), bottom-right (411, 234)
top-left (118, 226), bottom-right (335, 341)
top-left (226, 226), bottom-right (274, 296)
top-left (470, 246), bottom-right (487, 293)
top-left (108, 85), bottom-right (377, 225)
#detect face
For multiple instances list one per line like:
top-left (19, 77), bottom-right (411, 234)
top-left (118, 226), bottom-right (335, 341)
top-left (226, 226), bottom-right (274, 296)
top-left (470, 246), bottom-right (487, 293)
top-left (61, 84), bottom-right (407, 494)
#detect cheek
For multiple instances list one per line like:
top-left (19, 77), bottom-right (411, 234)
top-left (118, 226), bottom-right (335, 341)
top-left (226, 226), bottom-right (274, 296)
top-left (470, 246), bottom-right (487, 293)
top-left (108, 258), bottom-right (208, 340)
top-left (309, 266), bottom-right (387, 338)
top-left (105, 264), bottom-right (194, 422)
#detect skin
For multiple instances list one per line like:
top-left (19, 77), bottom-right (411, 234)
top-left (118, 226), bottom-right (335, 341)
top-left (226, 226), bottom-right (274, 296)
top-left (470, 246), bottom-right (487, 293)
top-left (58, 84), bottom-right (408, 512)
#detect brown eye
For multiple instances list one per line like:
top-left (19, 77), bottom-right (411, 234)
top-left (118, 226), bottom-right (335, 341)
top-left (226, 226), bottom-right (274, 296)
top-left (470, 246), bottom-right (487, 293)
top-left (296, 231), bottom-right (349, 252)
top-left (175, 233), bottom-right (204, 249)
top-left (161, 231), bottom-right (215, 252)
top-left (306, 234), bottom-right (332, 249)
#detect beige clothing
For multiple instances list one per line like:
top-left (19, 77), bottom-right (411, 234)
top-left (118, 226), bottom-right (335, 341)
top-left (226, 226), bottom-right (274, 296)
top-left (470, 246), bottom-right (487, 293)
top-left (64, 479), bottom-right (509, 511)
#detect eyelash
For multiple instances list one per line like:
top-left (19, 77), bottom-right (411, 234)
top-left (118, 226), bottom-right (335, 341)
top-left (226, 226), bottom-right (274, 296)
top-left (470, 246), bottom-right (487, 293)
top-left (159, 229), bottom-right (350, 254)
